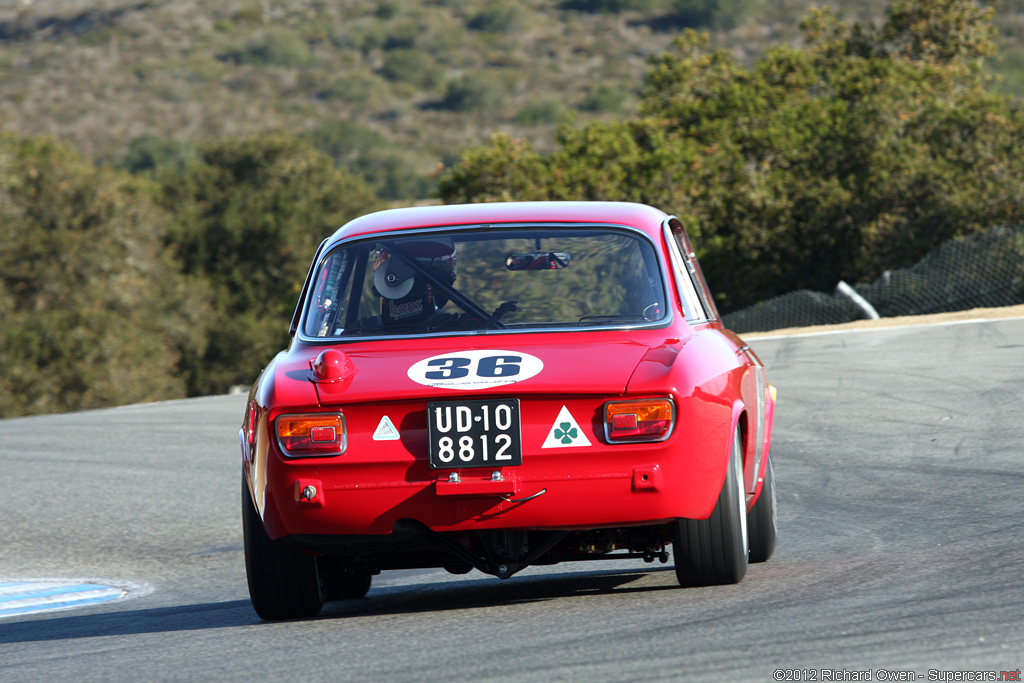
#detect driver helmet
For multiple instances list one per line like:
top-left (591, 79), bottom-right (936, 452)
top-left (374, 237), bottom-right (456, 325)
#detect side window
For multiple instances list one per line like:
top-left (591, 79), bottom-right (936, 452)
top-left (304, 249), bottom-right (353, 338)
top-left (663, 219), bottom-right (718, 323)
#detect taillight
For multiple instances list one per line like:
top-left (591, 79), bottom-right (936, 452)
top-left (275, 413), bottom-right (346, 457)
top-left (604, 399), bottom-right (675, 443)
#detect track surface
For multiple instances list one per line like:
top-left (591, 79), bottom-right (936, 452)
top-left (2, 317), bottom-right (1023, 681)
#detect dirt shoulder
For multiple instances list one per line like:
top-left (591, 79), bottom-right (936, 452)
top-left (743, 304), bottom-right (1024, 339)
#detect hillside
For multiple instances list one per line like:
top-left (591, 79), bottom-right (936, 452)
top-left (2, 0), bottom-right (1022, 417)
top-left (3, 0), bottom-right (1018, 201)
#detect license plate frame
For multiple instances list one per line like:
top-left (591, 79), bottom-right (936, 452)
top-left (427, 398), bottom-right (522, 470)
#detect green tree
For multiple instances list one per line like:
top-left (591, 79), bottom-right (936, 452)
top-left (159, 134), bottom-right (380, 395)
top-left (440, 0), bottom-right (1024, 312)
top-left (118, 135), bottom-right (195, 174)
top-left (0, 133), bottom-right (206, 417)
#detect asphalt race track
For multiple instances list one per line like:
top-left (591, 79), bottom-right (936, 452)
top-left (1, 316), bottom-right (1023, 681)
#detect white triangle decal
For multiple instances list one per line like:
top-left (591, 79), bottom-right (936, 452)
top-left (542, 406), bottom-right (592, 449)
top-left (373, 415), bottom-right (400, 441)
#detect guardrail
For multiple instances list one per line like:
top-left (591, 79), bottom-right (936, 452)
top-left (723, 224), bottom-right (1024, 334)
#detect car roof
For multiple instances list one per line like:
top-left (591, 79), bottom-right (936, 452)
top-left (325, 201), bottom-right (671, 245)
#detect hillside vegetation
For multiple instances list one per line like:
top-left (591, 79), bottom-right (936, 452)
top-left (1, 0), bottom-right (1023, 416)
top-left (440, 1), bottom-right (1024, 310)
top-left (0, 0), bottom-right (691, 198)
top-left (2, 0), bottom-right (1022, 197)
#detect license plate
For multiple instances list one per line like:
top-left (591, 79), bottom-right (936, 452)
top-left (427, 399), bottom-right (522, 469)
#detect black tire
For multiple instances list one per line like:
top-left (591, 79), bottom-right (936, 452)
top-left (673, 430), bottom-right (748, 586)
top-left (242, 476), bottom-right (326, 620)
top-left (747, 455), bottom-right (777, 563)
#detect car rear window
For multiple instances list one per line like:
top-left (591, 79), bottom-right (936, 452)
top-left (302, 226), bottom-right (667, 339)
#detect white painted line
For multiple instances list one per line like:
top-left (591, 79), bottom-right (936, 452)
top-left (0, 582), bottom-right (126, 619)
top-left (0, 581), bottom-right (98, 596)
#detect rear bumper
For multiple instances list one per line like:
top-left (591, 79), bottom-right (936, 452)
top-left (252, 436), bottom-right (728, 540)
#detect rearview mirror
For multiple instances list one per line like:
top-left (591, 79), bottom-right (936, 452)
top-left (505, 252), bottom-right (571, 271)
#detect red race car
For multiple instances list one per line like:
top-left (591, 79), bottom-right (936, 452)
top-left (240, 201), bottom-right (777, 620)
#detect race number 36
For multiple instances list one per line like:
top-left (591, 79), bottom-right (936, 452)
top-left (408, 350), bottom-right (543, 391)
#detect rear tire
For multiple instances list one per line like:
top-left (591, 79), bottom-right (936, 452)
top-left (242, 476), bottom-right (326, 620)
top-left (673, 430), bottom-right (748, 586)
top-left (747, 456), bottom-right (777, 563)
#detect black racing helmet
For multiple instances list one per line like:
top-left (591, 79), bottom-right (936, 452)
top-left (374, 237), bottom-right (456, 325)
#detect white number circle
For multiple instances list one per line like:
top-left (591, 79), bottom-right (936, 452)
top-left (407, 350), bottom-right (543, 390)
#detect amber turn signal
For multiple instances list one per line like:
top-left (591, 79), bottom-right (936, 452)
top-left (604, 399), bottom-right (675, 443)
top-left (275, 413), bottom-right (346, 457)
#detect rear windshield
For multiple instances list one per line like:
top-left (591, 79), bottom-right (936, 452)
top-left (302, 226), bottom-right (667, 339)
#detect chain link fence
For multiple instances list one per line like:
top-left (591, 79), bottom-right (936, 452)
top-left (722, 223), bottom-right (1024, 334)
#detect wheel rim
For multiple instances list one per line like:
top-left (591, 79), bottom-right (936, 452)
top-left (735, 438), bottom-right (748, 555)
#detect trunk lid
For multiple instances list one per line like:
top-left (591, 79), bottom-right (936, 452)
top-left (304, 336), bottom-right (652, 405)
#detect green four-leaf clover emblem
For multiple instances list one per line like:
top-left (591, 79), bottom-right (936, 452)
top-left (554, 422), bottom-right (578, 444)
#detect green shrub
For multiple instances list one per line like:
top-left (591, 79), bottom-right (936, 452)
top-left (354, 151), bottom-right (437, 200)
top-left (467, 6), bottom-right (528, 34)
top-left (307, 121), bottom-right (435, 200)
top-left (560, 0), bottom-right (673, 13)
top-left (374, 2), bottom-right (399, 20)
top-left (222, 28), bottom-right (311, 68)
top-left (307, 120), bottom-right (389, 165)
top-left (233, 4), bottom-right (264, 26)
top-left (579, 83), bottom-right (629, 112)
top-left (380, 49), bottom-right (443, 89)
top-left (668, 0), bottom-right (763, 30)
top-left (438, 72), bottom-right (507, 112)
top-left (119, 136), bottom-right (195, 173)
top-left (318, 71), bottom-right (391, 105)
top-left (383, 23), bottom-right (418, 50)
top-left (515, 98), bottom-right (568, 124)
